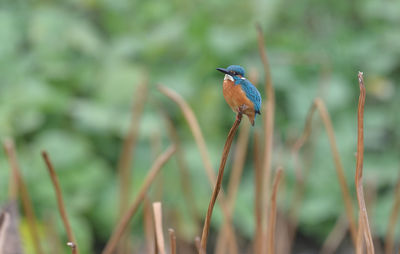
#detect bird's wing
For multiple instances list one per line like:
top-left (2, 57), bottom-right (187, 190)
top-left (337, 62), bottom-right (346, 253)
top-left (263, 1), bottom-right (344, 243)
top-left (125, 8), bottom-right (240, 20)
top-left (237, 79), bottom-right (262, 114)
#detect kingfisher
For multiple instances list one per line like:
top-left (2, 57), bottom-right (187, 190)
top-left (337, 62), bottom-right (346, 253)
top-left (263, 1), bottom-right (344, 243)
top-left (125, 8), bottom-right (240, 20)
top-left (216, 65), bottom-right (262, 126)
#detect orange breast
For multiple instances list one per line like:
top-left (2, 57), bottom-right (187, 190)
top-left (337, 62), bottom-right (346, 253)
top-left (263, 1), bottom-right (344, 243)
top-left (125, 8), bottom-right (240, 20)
top-left (223, 80), bottom-right (254, 111)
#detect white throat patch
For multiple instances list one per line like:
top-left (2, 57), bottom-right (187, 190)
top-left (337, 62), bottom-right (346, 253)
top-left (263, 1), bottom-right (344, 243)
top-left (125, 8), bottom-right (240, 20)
top-left (224, 74), bottom-right (234, 81)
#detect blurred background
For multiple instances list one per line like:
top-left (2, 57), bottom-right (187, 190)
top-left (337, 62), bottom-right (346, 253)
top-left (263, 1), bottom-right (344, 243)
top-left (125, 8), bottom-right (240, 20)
top-left (1, 0), bottom-right (399, 253)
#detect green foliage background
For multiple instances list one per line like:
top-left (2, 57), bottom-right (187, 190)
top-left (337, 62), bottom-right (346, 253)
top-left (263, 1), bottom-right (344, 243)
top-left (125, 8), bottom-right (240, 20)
top-left (1, 0), bottom-right (399, 253)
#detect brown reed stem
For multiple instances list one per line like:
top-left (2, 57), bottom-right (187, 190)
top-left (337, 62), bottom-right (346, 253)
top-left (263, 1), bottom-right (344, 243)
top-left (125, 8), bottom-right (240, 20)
top-left (153, 202), bottom-right (166, 254)
top-left (253, 130), bottom-right (263, 254)
top-left (385, 173), bottom-right (400, 254)
top-left (169, 229), bottom-right (177, 254)
top-left (161, 108), bottom-right (200, 224)
top-left (0, 212), bottom-right (10, 252)
top-left (355, 72), bottom-right (374, 254)
top-left (215, 121), bottom-right (250, 254)
top-left (267, 167), bottom-right (283, 254)
top-left (320, 214), bottom-right (348, 254)
top-left (199, 113), bottom-right (243, 254)
top-left (144, 197), bottom-right (155, 254)
top-left (42, 151), bottom-right (78, 254)
top-left (159, 85), bottom-right (238, 252)
top-left (102, 145), bottom-right (176, 254)
top-left (118, 78), bottom-right (148, 216)
top-left (288, 98), bottom-right (358, 251)
top-left (3, 140), bottom-right (44, 254)
top-left (256, 23), bottom-right (275, 254)
top-left (195, 236), bottom-right (201, 252)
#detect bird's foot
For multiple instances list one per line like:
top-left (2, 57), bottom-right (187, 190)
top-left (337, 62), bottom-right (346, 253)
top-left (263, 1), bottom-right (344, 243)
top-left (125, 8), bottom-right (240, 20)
top-left (236, 111), bottom-right (243, 122)
top-left (237, 104), bottom-right (248, 113)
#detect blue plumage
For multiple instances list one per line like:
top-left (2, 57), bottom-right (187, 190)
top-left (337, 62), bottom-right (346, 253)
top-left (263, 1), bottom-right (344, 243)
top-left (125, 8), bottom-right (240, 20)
top-left (235, 78), bottom-right (262, 114)
top-left (226, 65), bottom-right (262, 115)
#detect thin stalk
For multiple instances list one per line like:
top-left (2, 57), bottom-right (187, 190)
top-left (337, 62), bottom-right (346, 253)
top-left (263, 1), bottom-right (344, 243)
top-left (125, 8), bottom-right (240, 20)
top-left (256, 24), bottom-right (275, 254)
top-left (199, 113), bottom-right (243, 254)
top-left (215, 121), bottom-right (250, 254)
top-left (102, 145), bottom-right (176, 254)
top-left (144, 197), bottom-right (155, 254)
top-left (159, 85), bottom-right (238, 252)
top-left (42, 151), bottom-right (78, 254)
top-left (3, 140), bottom-right (44, 254)
top-left (153, 202), bottom-right (166, 254)
top-left (195, 236), bottom-right (201, 252)
top-left (288, 99), bottom-right (358, 252)
top-left (355, 72), bottom-right (374, 254)
top-left (267, 167), bottom-right (283, 254)
top-left (253, 130), bottom-right (263, 254)
top-left (118, 78), bottom-right (148, 215)
top-left (319, 215), bottom-right (348, 254)
top-left (169, 229), bottom-right (177, 254)
top-left (385, 173), bottom-right (400, 254)
top-left (161, 108), bottom-right (200, 225)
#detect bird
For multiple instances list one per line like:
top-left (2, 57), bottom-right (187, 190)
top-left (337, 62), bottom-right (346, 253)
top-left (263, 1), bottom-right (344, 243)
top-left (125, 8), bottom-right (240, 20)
top-left (216, 65), bottom-right (262, 126)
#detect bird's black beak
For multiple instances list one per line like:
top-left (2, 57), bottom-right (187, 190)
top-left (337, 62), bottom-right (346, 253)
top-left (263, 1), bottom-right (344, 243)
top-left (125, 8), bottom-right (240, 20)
top-left (216, 68), bottom-right (230, 75)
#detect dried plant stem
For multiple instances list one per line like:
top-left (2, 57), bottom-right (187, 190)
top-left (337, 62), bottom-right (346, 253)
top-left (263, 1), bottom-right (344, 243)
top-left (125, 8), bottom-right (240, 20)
top-left (0, 212), bottom-right (10, 252)
top-left (195, 236), bottom-right (201, 252)
top-left (320, 214), bottom-right (348, 254)
top-left (153, 202), bottom-right (166, 254)
top-left (3, 140), bottom-right (44, 254)
top-left (143, 197), bottom-right (155, 254)
top-left (44, 215), bottom-right (64, 254)
top-left (42, 151), bottom-right (78, 254)
top-left (159, 85), bottom-right (238, 251)
top-left (355, 72), bottom-right (374, 254)
top-left (385, 173), bottom-right (400, 254)
top-left (256, 24), bottom-right (275, 254)
top-left (118, 79), bottom-right (148, 215)
top-left (199, 113), bottom-right (243, 254)
top-left (161, 109), bottom-right (200, 224)
top-left (169, 229), bottom-right (177, 254)
top-left (215, 121), bottom-right (250, 254)
top-left (267, 167), bottom-right (283, 254)
top-left (253, 130), bottom-right (264, 254)
top-left (102, 145), bottom-right (176, 254)
top-left (288, 98), bottom-right (358, 251)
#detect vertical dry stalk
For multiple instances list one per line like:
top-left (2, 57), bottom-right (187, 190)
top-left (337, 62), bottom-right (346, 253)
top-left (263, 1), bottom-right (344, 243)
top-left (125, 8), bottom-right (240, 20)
top-left (319, 215), bottom-right (348, 254)
top-left (215, 121), bottom-right (251, 254)
top-left (5, 141), bottom-right (19, 201)
top-left (288, 98), bottom-right (358, 252)
top-left (253, 130), bottom-right (263, 254)
top-left (162, 110), bottom-right (199, 220)
top-left (117, 79), bottom-right (148, 254)
top-left (256, 24), bottom-right (276, 254)
top-left (3, 140), bottom-right (44, 254)
top-left (356, 215), bottom-right (364, 254)
top-left (42, 151), bottom-right (78, 254)
top-left (158, 85), bottom-right (238, 252)
top-left (160, 109), bottom-right (199, 224)
top-left (315, 98), bottom-right (358, 246)
top-left (102, 145), bottom-right (176, 254)
top-left (118, 78), bottom-right (148, 216)
top-left (153, 202), bottom-right (166, 254)
top-left (144, 197), bottom-right (155, 254)
top-left (199, 113), bottom-right (243, 254)
top-left (195, 236), bottom-right (201, 252)
top-left (44, 215), bottom-right (64, 254)
top-left (158, 85), bottom-right (215, 184)
top-left (385, 173), bottom-right (400, 254)
top-left (267, 167), bottom-right (283, 254)
top-left (355, 72), bottom-right (374, 254)
top-left (169, 229), bottom-right (177, 254)
top-left (0, 212), bottom-right (10, 252)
